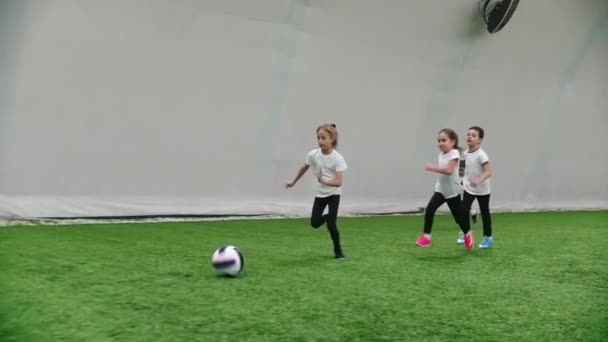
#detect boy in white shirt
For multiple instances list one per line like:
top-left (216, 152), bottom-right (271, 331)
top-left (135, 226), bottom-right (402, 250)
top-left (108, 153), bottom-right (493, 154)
top-left (461, 126), bottom-right (493, 249)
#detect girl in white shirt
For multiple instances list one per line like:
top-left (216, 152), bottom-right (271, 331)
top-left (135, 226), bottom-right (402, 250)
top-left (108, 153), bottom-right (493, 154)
top-left (416, 129), bottom-right (473, 250)
top-left (286, 124), bottom-right (348, 259)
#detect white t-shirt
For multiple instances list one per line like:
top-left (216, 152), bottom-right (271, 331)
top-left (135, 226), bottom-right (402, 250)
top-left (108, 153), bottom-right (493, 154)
top-left (434, 149), bottom-right (461, 199)
top-left (305, 148), bottom-right (348, 197)
top-left (463, 147), bottom-right (491, 195)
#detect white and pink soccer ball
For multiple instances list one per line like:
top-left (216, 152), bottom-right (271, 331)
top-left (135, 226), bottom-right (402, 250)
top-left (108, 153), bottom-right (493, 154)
top-left (211, 245), bottom-right (244, 277)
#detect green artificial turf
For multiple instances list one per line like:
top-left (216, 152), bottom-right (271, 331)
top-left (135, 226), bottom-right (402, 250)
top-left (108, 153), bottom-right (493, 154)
top-left (1, 211), bottom-right (607, 341)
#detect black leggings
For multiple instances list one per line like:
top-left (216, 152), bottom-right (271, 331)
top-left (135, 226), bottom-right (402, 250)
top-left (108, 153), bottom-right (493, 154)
top-left (424, 192), bottom-right (470, 235)
top-left (311, 195), bottom-right (342, 253)
top-left (462, 191), bottom-right (492, 237)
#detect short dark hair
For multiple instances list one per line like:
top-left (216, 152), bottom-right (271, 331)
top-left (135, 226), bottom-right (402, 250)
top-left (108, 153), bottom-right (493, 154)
top-left (468, 126), bottom-right (485, 139)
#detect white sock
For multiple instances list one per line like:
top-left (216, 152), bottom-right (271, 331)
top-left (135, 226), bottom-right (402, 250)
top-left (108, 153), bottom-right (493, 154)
top-left (423, 234), bottom-right (431, 239)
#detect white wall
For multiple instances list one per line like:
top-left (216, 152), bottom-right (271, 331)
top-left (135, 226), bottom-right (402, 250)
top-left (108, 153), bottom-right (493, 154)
top-left (1, 0), bottom-right (607, 218)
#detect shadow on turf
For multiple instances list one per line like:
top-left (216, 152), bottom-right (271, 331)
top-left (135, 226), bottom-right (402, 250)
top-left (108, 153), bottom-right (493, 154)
top-left (204, 254), bottom-right (334, 280)
top-left (415, 250), bottom-right (491, 263)
top-left (274, 254), bottom-right (337, 267)
top-left (0, 311), bottom-right (26, 341)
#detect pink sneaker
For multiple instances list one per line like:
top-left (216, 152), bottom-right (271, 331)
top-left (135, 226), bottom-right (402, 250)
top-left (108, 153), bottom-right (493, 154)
top-left (416, 235), bottom-right (432, 247)
top-left (464, 232), bottom-right (474, 250)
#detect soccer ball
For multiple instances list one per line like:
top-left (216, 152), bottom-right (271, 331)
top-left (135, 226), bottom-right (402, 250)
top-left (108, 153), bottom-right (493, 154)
top-left (211, 245), bottom-right (244, 276)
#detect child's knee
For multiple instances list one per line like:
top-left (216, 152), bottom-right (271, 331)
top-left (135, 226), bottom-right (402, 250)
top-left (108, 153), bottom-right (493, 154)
top-left (310, 218), bottom-right (323, 228)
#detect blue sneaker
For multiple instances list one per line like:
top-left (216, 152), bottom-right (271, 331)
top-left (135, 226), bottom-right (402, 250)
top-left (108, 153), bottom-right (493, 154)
top-left (479, 236), bottom-right (493, 249)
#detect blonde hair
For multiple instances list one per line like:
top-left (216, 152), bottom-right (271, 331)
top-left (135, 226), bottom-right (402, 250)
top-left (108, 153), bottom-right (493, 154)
top-left (316, 123), bottom-right (338, 148)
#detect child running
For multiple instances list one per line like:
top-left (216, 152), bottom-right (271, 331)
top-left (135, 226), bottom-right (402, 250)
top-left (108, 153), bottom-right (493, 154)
top-left (416, 128), bottom-right (473, 250)
top-left (461, 126), bottom-right (493, 249)
top-left (286, 123), bottom-right (347, 259)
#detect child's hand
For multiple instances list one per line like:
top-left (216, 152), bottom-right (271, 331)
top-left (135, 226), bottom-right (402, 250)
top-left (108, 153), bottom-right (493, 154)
top-left (470, 179), bottom-right (481, 186)
top-left (425, 162), bottom-right (434, 171)
top-left (317, 173), bottom-right (326, 185)
top-left (285, 181), bottom-right (295, 189)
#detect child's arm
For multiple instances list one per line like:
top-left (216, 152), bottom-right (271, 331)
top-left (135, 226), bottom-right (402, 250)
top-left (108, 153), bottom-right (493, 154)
top-left (318, 171), bottom-right (343, 187)
top-left (471, 162), bottom-right (492, 186)
top-left (286, 164), bottom-right (310, 188)
top-left (425, 159), bottom-right (458, 176)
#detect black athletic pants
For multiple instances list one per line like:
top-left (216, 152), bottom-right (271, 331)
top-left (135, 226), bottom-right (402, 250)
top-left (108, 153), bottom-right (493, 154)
top-left (424, 192), bottom-right (471, 235)
top-left (311, 195), bottom-right (342, 253)
top-left (462, 191), bottom-right (492, 237)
